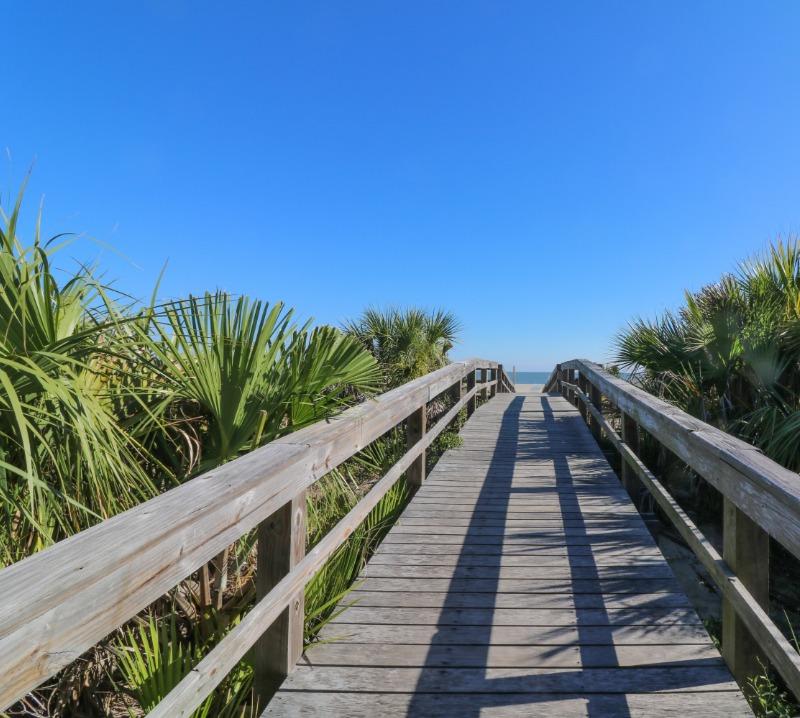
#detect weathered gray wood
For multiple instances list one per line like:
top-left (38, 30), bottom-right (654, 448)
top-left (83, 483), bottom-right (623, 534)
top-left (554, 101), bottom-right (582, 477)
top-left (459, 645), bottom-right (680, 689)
top-left (561, 359), bottom-right (800, 562)
top-left (148, 379), bottom-right (486, 717)
top-left (568, 380), bottom-right (800, 700)
top-left (273, 390), bottom-right (745, 715)
top-left (566, 368), bottom-right (576, 404)
top-left (587, 381), bottom-right (602, 441)
top-left (406, 405), bottom-right (427, 489)
top-left (345, 588), bottom-right (692, 609)
top-left (277, 664), bottom-right (741, 693)
top-left (723, 497), bottom-right (770, 693)
top-left (265, 691), bottom-right (751, 717)
top-left (620, 411), bottom-right (641, 499)
top-left (466, 369), bottom-right (476, 417)
top-left (254, 492), bottom-right (307, 702)
top-left (577, 372), bottom-right (588, 421)
top-left (305, 641), bottom-right (724, 668)
top-left (317, 622), bottom-right (716, 645)
top-left (0, 358), bottom-right (497, 708)
top-left (330, 605), bottom-right (700, 626)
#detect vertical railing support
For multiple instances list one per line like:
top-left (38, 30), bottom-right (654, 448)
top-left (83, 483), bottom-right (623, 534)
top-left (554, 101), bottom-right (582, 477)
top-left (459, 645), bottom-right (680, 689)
top-left (406, 404), bottom-right (427, 489)
top-left (588, 382), bottom-right (602, 441)
top-left (722, 499), bottom-right (770, 692)
top-left (620, 412), bottom-right (642, 502)
top-left (577, 373), bottom-right (588, 422)
top-left (490, 367), bottom-right (497, 398)
top-left (555, 363), bottom-right (563, 394)
top-left (480, 368), bottom-right (488, 403)
top-left (467, 369), bottom-right (476, 417)
top-left (451, 375), bottom-right (463, 403)
top-left (254, 492), bottom-right (307, 703)
top-left (566, 368), bottom-right (576, 405)
top-left (497, 364), bottom-right (504, 393)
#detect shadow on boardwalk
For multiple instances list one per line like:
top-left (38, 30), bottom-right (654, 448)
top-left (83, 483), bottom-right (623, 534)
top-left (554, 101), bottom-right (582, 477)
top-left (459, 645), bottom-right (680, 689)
top-left (407, 393), bottom-right (717, 717)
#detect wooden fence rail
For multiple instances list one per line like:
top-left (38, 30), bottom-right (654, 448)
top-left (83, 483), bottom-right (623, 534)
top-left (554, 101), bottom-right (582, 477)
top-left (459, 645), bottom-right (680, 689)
top-left (547, 359), bottom-right (800, 697)
top-left (0, 358), bottom-right (513, 714)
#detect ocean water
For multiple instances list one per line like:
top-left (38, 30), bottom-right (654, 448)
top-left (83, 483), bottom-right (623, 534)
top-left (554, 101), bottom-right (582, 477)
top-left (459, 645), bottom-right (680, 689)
top-left (508, 371), bottom-right (551, 385)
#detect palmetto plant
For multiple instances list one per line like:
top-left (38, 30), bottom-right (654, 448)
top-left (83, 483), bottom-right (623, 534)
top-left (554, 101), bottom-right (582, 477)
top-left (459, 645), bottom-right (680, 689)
top-left (0, 182), bottom-right (387, 714)
top-left (615, 240), bottom-right (800, 470)
top-left (138, 294), bottom-right (381, 473)
top-left (343, 307), bottom-right (461, 388)
top-left (0, 182), bottom-right (158, 564)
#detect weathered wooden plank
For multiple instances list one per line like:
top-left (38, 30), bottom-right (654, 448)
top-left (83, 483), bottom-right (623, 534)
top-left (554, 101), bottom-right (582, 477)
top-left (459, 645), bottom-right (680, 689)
top-left (254, 492), bottom-right (307, 701)
top-left (304, 641), bottom-right (724, 667)
top-left (275, 665), bottom-right (741, 693)
top-left (562, 359), bottom-right (800, 561)
top-left (316, 622), bottom-right (716, 645)
top-left (329, 606), bottom-right (702, 626)
top-left (266, 691), bottom-right (751, 717)
top-left (406, 404), bottom-right (427, 489)
top-left (0, 359), bottom-right (499, 707)
top-left (568, 380), bottom-right (800, 699)
top-left (722, 497), bottom-right (770, 693)
top-left (345, 589), bottom-right (692, 609)
top-left (367, 552), bottom-right (664, 567)
top-left (360, 564), bottom-right (676, 581)
top-left (272, 389), bottom-right (745, 715)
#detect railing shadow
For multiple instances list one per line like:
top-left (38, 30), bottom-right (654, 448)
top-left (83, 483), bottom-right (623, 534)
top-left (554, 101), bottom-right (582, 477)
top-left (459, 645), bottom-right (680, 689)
top-left (404, 392), bottom-right (725, 716)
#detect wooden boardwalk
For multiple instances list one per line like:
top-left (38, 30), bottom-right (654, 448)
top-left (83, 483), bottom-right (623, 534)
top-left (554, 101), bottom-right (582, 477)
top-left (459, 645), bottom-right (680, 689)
top-left (266, 390), bottom-right (751, 716)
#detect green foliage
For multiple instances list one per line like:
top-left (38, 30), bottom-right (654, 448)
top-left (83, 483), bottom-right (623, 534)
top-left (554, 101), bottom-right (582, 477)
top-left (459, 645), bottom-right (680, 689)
top-left (304, 477), bottom-right (409, 643)
top-left (0, 180), bottom-right (160, 563)
top-left (2, 181), bottom-right (467, 716)
top-left (747, 663), bottom-right (798, 718)
top-left (615, 240), bottom-right (800, 470)
top-left (343, 307), bottom-right (461, 387)
top-left (0, 182), bottom-right (383, 715)
top-left (114, 613), bottom-right (256, 717)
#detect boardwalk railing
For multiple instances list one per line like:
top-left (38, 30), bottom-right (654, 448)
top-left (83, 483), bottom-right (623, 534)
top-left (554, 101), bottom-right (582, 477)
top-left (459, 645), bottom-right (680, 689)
top-left (545, 360), bottom-right (800, 696)
top-left (0, 358), bottom-right (513, 715)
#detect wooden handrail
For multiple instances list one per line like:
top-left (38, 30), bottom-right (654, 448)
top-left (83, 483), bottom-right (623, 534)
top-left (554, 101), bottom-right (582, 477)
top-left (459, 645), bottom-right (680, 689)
top-left (560, 360), bottom-right (800, 558)
top-left (550, 359), bottom-right (800, 697)
top-left (0, 358), bottom-right (505, 711)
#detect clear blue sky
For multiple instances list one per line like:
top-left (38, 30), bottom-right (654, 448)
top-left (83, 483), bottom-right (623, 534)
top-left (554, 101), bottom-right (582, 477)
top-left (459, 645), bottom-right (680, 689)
top-left (4, 2), bottom-right (800, 369)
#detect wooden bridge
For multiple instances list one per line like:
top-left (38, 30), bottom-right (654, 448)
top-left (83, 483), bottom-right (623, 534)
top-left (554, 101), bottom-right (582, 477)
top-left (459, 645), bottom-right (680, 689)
top-left (3, 359), bottom-right (800, 716)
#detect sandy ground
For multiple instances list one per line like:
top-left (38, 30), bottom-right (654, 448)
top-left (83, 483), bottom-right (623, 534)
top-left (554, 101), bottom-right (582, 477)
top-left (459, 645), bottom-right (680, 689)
top-left (514, 383), bottom-right (544, 394)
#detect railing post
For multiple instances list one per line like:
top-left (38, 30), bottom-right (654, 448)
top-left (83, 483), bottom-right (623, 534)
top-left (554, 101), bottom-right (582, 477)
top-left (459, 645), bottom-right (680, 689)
top-left (480, 368), bottom-right (488, 402)
top-left (722, 499), bottom-right (770, 692)
top-left (555, 363), bottom-right (563, 394)
top-left (620, 412), bottom-right (641, 501)
top-left (490, 367), bottom-right (497, 397)
top-left (467, 369), bottom-right (476, 417)
top-left (254, 491), bottom-right (307, 702)
top-left (566, 368), bottom-right (575, 404)
top-left (577, 373), bottom-right (588, 422)
top-left (497, 364), bottom-right (504, 393)
top-left (406, 404), bottom-right (427, 489)
top-left (588, 381), bottom-right (602, 441)
top-left (451, 374), bottom-right (463, 403)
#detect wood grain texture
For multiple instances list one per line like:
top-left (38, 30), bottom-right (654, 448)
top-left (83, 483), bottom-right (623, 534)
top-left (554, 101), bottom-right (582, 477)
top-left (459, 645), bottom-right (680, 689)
top-left (0, 359), bottom-right (497, 709)
top-left (567, 378), bottom-right (800, 701)
top-left (270, 390), bottom-right (748, 716)
top-left (562, 359), bottom-right (800, 561)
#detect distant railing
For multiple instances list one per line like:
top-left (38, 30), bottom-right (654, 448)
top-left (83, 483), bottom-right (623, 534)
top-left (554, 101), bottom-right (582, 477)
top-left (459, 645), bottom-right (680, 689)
top-left (0, 359), bottom-right (514, 715)
top-left (545, 360), bottom-right (800, 697)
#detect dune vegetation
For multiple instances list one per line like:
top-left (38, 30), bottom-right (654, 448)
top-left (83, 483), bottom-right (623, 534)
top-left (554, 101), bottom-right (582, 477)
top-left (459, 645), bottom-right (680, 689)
top-left (614, 240), bottom-right (800, 715)
top-left (0, 183), bottom-right (464, 717)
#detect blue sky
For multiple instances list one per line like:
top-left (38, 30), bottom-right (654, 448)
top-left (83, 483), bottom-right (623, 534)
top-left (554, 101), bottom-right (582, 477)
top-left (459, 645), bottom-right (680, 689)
top-left (4, 2), bottom-right (800, 369)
